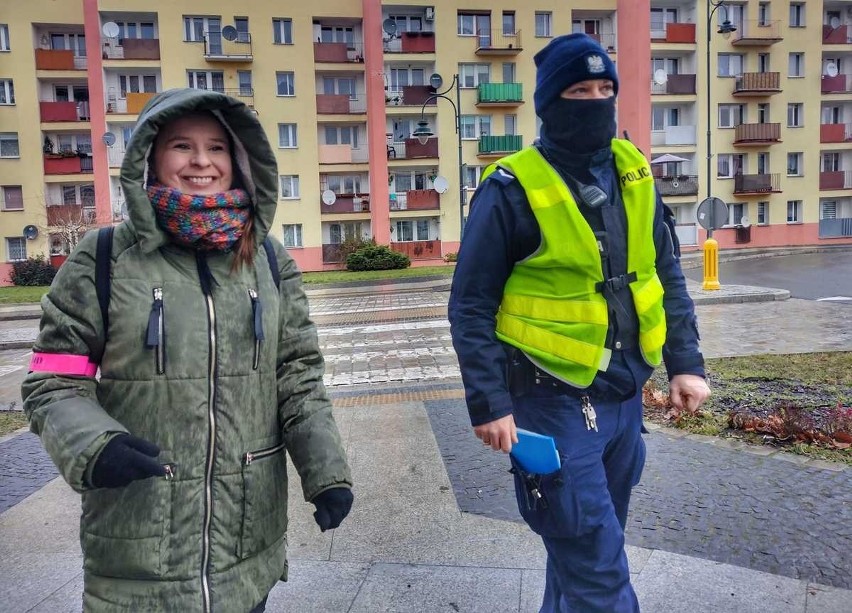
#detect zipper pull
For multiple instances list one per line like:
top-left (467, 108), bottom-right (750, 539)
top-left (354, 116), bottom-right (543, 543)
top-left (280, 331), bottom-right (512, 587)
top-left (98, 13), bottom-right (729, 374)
top-left (244, 451), bottom-right (255, 466)
top-left (248, 289), bottom-right (264, 341)
top-left (146, 288), bottom-right (163, 348)
top-left (163, 463), bottom-right (177, 481)
top-left (581, 395), bottom-right (598, 432)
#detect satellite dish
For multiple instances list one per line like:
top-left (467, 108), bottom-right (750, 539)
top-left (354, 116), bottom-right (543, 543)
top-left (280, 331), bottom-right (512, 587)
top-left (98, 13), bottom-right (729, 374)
top-left (382, 19), bottom-right (398, 36)
top-left (23, 225), bottom-right (39, 240)
top-left (321, 190), bottom-right (337, 205)
top-left (829, 16), bottom-right (841, 29)
top-left (653, 69), bottom-right (668, 85)
top-left (670, 179), bottom-right (679, 188)
top-left (429, 73), bottom-right (444, 90)
top-left (222, 26), bottom-right (238, 41)
top-left (739, 215), bottom-right (751, 228)
top-left (102, 132), bottom-right (116, 147)
top-left (696, 197), bottom-right (729, 231)
top-left (102, 22), bottom-right (120, 38)
top-left (825, 62), bottom-right (839, 77)
top-left (433, 176), bottom-right (449, 194)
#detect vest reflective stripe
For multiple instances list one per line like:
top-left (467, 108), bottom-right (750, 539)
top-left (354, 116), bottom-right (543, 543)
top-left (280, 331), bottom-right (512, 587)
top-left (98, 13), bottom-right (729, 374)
top-left (492, 140), bottom-right (666, 387)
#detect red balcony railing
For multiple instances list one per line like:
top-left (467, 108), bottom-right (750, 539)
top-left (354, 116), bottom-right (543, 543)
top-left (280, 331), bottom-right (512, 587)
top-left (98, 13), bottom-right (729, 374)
top-left (820, 123), bottom-right (852, 143)
top-left (313, 41), bottom-right (364, 63)
top-left (650, 73), bottom-right (697, 95)
top-left (651, 22), bottom-right (696, 43)
top-left (821, 74), bottom-right (852, 94)
top-left (390, 239), bottom-right (441, 260)
top-left (819, 171), bottom-right (852, 191)
top-left (39, 101), bottom-right (89, 122)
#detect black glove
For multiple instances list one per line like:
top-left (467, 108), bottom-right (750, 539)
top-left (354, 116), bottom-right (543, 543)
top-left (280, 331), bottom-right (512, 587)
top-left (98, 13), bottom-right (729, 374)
top-left (89, 434), bottom-right (166, 489)
top-left (312, 487), bottom-right (353, 532)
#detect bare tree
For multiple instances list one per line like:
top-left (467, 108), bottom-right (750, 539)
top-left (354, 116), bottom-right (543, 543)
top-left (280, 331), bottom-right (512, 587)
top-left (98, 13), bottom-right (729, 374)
top-left (43, 203), bottom-right (97, 255)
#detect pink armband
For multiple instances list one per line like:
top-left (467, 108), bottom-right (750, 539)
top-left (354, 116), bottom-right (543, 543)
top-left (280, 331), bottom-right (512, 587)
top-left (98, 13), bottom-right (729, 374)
top-left (29, 353), bottom-right (98, 377)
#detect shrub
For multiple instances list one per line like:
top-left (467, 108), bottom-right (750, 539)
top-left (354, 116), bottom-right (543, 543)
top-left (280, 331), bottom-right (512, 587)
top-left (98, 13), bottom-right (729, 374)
top-left (444, 252), bottom-right (458, 263)
top-left (336, 236), bottom-right (373, 262)
top-left (346, 244), bottom-right (410, 271)
top-left (10, 255), bottom-right (58, 286)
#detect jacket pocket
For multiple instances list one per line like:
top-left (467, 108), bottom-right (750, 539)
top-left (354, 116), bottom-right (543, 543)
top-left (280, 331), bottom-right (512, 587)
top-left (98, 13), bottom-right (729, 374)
top-left (510, 454), bottom-right (581, 538)
top-left (80, 460), bottom-right (175, 579)
top-left (145, 287), bottom-right (165, 374)
top-left (248, 288), bottom-right (264, 371)
top-left (238, 442), bottom-right (288, 559)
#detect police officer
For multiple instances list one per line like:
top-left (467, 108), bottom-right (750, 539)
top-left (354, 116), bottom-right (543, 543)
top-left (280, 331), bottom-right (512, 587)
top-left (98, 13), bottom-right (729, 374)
top-left (448, 33), bottom-right (710, 612)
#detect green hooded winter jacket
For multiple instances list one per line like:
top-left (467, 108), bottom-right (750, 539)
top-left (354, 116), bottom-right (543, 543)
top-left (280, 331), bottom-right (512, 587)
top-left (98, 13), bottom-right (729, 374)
top-left (22, 89), bottom-right (352, 612)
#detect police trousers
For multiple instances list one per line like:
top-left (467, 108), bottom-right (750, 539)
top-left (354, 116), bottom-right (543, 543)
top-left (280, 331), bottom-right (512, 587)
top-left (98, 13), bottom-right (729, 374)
top-left (511, 387), bottom-right (646, 613)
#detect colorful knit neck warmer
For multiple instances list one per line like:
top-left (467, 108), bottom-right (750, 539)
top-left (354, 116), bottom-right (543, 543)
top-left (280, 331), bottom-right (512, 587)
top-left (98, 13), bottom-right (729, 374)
top-left (147, 184), bottom-right (251, 251)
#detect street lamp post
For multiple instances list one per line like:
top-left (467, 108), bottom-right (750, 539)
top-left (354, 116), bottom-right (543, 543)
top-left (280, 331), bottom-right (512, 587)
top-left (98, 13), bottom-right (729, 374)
top-left (703, 1), bottom-right (736, 290)
top-left (412, 73), bottom-right (466, 242)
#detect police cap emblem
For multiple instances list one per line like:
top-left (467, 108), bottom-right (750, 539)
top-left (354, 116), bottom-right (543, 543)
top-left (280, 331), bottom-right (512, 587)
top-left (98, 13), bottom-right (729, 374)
top-left (586, 54), bottom-right (605, 74)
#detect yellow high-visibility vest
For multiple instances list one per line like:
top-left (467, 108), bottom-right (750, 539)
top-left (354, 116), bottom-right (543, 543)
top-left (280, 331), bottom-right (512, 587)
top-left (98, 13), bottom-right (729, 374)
top-left (486, 139), bottom-right (666, 388)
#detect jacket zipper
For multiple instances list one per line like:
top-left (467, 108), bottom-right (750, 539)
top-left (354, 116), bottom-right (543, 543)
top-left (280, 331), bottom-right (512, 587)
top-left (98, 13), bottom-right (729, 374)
top-left (146, 287), bottom-right (165, 374)
top-left (201, 292), bottom-right (217, 613)
top-left (248, 288), bottom-right (263, 370)
top-left (244, 441), bottom-right (285, 466)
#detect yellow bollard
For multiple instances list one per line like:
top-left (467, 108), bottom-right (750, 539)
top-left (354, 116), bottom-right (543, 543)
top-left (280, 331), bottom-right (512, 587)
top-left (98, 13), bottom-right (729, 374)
top-left (702, 237), bottom-right (720, 290)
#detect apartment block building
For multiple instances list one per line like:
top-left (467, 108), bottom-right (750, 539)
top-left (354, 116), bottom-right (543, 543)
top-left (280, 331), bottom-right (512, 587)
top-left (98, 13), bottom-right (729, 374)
top-left (0, 0), bottom-right (848, 282)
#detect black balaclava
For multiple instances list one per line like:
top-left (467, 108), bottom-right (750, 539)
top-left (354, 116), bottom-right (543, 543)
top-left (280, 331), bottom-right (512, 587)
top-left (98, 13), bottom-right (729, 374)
top-left (540, 96), bottom-right (617, 155)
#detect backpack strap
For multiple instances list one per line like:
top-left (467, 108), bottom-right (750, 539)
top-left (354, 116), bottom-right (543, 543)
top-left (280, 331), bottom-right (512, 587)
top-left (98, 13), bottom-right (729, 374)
top-left (262, 237), bottom-right (280, 290)
top-left (95, 226), bottom-right (114, 339)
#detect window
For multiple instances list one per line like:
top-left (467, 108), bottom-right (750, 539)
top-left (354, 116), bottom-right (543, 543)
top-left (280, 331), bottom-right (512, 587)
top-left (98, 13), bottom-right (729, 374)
top-left (0, 24), bottom-right (9, 51)
top-left (822, 153), bottom-right (840, 172)
top-left (320, 26), bottom-right (354, 45)
top-left (787, 153), bottom-right (803, 176)
top-left (1, 186), bottom-right (23, 211)
top-left (505, 114), bottom-right (517, 135)
top-left (51, 33), bottom-right (86, 57)
top-left (535, 12), bottom-right (552, 37)
top-left (282, 224), bottom-right (302, 248)
top-left (323, 76), bottom-right (356, 99)
top-left (276, 71), bottom-right (295, 96)
top-left (460, 115), bottom-right (491, 139)
top-left (502, 62), bottom-right (516, 83)
top-left (0, 133), bottom-right (19, 158)
top-left (387, 68), bottom-right (425, 91)
top-left (757, 103), bottom-right (769, 124)
top-left (787, 103), bottom-right (803, 127)
top-left (389, 15), bottom-right (422, 33)
top-left (0, 79), bottom-right (13, 104)
top-left (184, 16), bottom-right (220, 42)
top-left (718, 54), bottom-right (744, 77)
top-left (822, 106), bottom-right (841, 124)
top-left (758, 2), bottom-right (770, 25)
top-left (6, 237), bottom-right (25, 261)
top-left (234, 17), bottom-right (249, 43)
top-left (821, 201), bottom-right (837, 220)
top-left (324, 125), bottom-right (359, 147)
top-left (186, 71), bottom-right (223, 93)
top-left (651, 57), bottom-right (680, 76)
top-left (757, 152), bottom-right (770, 175)
top-left (463, 166), bottom-right (483, 189)
top-left (115, 21), bottom-right (156, 40)
top-left (786, 200), bottom-right (802, 223)
top-left (329, 222), bottom-right (363, 244)
top-left (757, 201), bottom-right (769, 225)
top-left (722, 3), bottom-right (745, 28)
top-left (120, 74), bottom-right (158, 97)
top-left (652, 107), bottom-right (680, 131)
top-left (717, 153), bottom-right (745, 178)
top-left (788, 53), bottom-right (804, 77)
top-left (279, 175), bottom-right (300, 199)
top-left (650, 8), bottom-right (678, 32)
top-left (272, 18), bottom-right (293, 44)
top-left (718, 104), bottom-right (745, 128)
top-left (726, 203), bottom-right (745, 226)
top-left (394, 220), bottom-right (431, 242)
top-left (502, 12), bottom-right (516, 35)
top-left (459, 63), bottom-right (490, 88)
top-left (326, 174), bottom-right (362, 194)
top-left (278, 124), bottom-right (297, 148)
top-left (757, 53), bottom-right (770, 73)
top-left (789, 3), bottom-right (805, 27)
top-left (237, 71), bottom-right (252, 96)
top-left (457, 12), bottom-right (489, 37)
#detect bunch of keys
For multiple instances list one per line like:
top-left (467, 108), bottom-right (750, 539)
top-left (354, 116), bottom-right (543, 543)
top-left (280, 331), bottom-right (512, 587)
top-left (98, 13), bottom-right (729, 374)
top-left (581, 396), bottom-right (599, 432)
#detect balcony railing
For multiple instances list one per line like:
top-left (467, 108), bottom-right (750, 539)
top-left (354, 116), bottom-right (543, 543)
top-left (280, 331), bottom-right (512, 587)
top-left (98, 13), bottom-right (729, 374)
top-left (316, 93), bottom-right (367, 114)
top-left (395, 189), bottom-right (439, 210)
top-left (387, 138), bottom-right (438, 160)
top-left (477, 82), bottom-right (523, 105)
top-left (390, 240), bottom-right (441, 260)
top-left (654, 175), bottom-right (698, 197)
top-left (383, 31), bottom-right (436, 53)
top-left (819, 217), bottom-right (852, 238)
top-left (733, 72), bottom-right (781, 96)
top-left (106, 91), bottom-right (156, 114)
top-left (821, 74), bottom-right (852, 94)
top-left (320, 194), bottom-right (370, 214)
top-left (40, 101), bottom-right (90, 122)
top-left (651, 22), bottom-right (696, 43)
top-left (650, 125), bottom-right (696, 146)
top-left (101, 37), bottom-right (161, 60)
top-left (313, 41), bottom-right (365, 63)
top-left (385, 86), bottom-right (437, 107)
top-left (474, 29), bottom-right (522, 55)
top-left (650, 73), bottom-right (696, 95)
top-left (733, 122), bottom-right (781, 145)
top-left (44, 154), bottom-right (92, 175)
top-left (585, 32), bottom-right (617, 52)
top-left (731, 20), bottom-right (783, 45)
top-left (478, 134), bottom-right (522, 156)
top-left (822, 25), bottom-right (852, 44)
top-left (733, 173), bottom-right (781, 194)
top-left (203, 31), bottom-right (253, 61)
top-left (820, 123), bottom-right (852, 143)
top-left (35, 49), bottom-right (84, 71)
top-left (819, 171), bottom-right (852, 191)
top-left (318, 144), bottom-right (371, 164)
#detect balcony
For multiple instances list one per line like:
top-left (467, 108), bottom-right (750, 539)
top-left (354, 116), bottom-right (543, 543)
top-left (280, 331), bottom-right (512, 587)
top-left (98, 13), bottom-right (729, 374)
top-left (320, 194), bottom-right (370, 214)
top-left (318, 144), bottom-right (370, 164)
top-left (107, 92), bottom-right (156, 115)
top-left (385, 86), bottom-right (437, 108)
top-left (316, 93), bottom-right (366, 114)
top-left (474, 30), bottom-right (522, 55)
top-left (733, 72), bottom-right (781, 96)
top-left (733, 123), bottom-right (781, 145)
top-left (822, 74), bottom-right (852, 94)
top-left (731, 20), bottom-right (783, 46)
top-left (384, 31), bottom-right (436, 54)
top-left (390, 189), bottom-right (439, 211)
top-left (313, 41), bottom-right (365, 63)
top-left (35, 49), bottom-right (86, 71)
top-left (390, 240), bottom-right (441, 260)
top-left (823, 25), bottom-right (852, 44)
top-left (44, 154), bottom-right (93, 175)
top-left (820, 171), bottom-right (852, 191)
top-left (819, 217), bottom-right (852, 238)
top-left (733, 173), bottom-right (780, 195)
top-left (820, 123), bottom-right (852, 143)
top-left (476, 83), bottom-right (523, 106)
top-left (46, 203), bottom-right (95, 226)
top-left (40, 101), bottom-right (90, 122)
top-left (203, 31), bottom-right (252, 62)
top-left (478, 134), bottom-right (522, 157)
top-left (651, 22), bottom-right (696, 43)
top-left (650, 125), bottom-right (696, 146)
top-left (101, 38), bottom-right (161, 60)
top-left (650, 74), bottom-right (696, 95)
top-left (654, 175), bottom-right (698, 197)
top-left (387, 138), bottom-right (439, 160)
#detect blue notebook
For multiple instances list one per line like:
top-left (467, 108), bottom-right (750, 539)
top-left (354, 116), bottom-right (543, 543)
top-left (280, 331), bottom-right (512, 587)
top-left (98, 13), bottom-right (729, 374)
top-left (511, 428), bottom-right (561, 474)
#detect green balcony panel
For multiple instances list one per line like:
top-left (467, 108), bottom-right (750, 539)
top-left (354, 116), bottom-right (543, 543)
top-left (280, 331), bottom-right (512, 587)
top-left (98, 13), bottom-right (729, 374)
top-left (478, 134), bottom-right (523, 154)
top-left (477, 82), bottom-right (523, 103)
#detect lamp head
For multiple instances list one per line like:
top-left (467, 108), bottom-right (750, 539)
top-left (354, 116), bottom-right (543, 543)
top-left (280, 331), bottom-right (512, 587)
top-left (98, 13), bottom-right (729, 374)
top-left (718, 20), bottom-right (737, 37)
top-left (413, 120), bottom-right (434, 145)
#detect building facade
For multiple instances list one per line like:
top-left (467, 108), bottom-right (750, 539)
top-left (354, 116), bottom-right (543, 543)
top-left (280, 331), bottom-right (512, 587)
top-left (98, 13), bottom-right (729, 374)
top-left (0, 1), bottom-right (848, 282)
